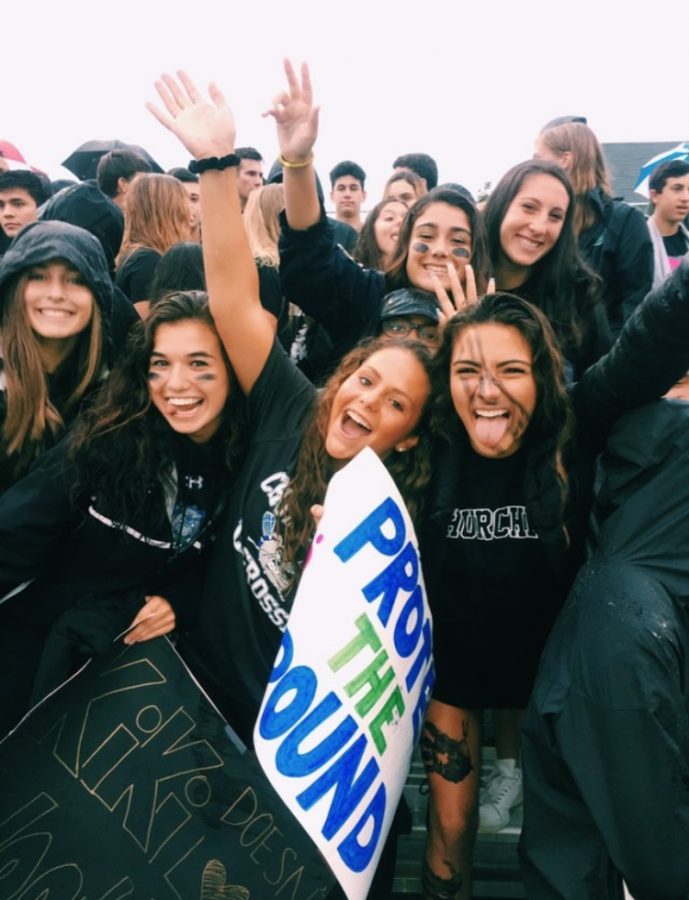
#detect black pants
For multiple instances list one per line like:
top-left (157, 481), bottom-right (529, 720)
top-left (520, 562), bottom-right (689, 900)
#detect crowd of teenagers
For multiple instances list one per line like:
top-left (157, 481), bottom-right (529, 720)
top-left (1, 61), bottom-right (689, 900)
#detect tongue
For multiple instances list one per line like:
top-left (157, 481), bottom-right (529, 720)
top-left (474, 414), bottom-right (510, 448)
top-left (341, 414), bottom-right (370, 437)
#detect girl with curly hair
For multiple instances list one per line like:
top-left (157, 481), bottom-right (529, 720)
top-left (421, 274), bottom-right (689, 898)
top-left (0, 290), bottom-right (246, 735)
top-left (146, 66), bottom-right (436, 752)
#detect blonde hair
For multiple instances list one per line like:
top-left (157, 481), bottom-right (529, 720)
top-left (1, 273), bottom-right (103, 468)
top-left (116, 173), bottom-right (190, 268)
top-left (383, 170), bottom-right (427, 203)
top-left (538, 122), bottom-right (612, 234)
top-left (243, 184), bottom-right (285, 267)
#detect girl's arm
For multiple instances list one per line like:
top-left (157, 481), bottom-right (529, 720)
top-left (265, 60), bottom-right (321, 231)
top-left (147, 72), bottom-right (271, 395)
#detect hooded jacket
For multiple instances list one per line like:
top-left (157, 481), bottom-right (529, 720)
top-left (0, 221), bottom-right (114, 489)
top-left (0, 219), bottom-right (113, 355)
top-left (38, 181), bottom-right (124, 274)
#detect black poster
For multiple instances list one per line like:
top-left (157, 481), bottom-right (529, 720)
top-left (0, 639), bottom-right (335, 899)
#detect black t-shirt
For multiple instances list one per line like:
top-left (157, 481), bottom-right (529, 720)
top-left (257, 263), bottom-right (284, 321)
top-left (663, 231), bottom-right (689, 273)
top-left (431, 446), bottom-right (558, 708)
top-left (179, 342), bottom-right (315, 743)
top-left (115, 248), bottom-right (161, 303)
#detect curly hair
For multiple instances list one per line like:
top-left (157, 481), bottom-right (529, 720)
top-left (385, 187), bottom-right (490, 295)
top-left (280, 337), bottom-right (435, 578)
top-left (484, 159), bottom-right (601, 363)
top-left (1, 272), bottom-right (103, 482)
top-left (432, 293), bottom-right (575, 528)
top-left (68, 291), bottom-right (247, 523)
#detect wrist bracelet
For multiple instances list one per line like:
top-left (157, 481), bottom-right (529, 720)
top-left (189, 153), bottom-right (240, 174)
top-left (279, 153), bottom-right (314, 170)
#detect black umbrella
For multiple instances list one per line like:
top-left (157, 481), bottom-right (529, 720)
top-left (62, 140), bottom-right (163, 181)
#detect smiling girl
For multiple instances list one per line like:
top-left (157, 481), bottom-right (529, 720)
top-left (0, 290), bottom-right (247, 735)
top-left (144, 68), bottom-right (435, 760)
top-left (352, 196), bottom-right (408, 270)
top-left (0, 220), bottom-right (111, 491)
top-left (274, 64), bottom-right (489, 375)
top-left (485, 159), bottom-right (611, 379)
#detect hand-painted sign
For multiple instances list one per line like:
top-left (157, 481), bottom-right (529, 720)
top-left (0, 639), bottom-right (334, 899)
top-left (254, 448), bottom-right (434, 900)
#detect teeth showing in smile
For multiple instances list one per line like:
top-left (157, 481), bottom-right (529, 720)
top-left (168, 398), bottom-right (201, 408)
top-left (347, 410), bottom-right (371, 431)
top-left (39, 308), bottom-right (72, 318)
top-left (475, 409), bottom-right (508, 418)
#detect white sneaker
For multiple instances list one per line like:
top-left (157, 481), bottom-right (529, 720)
top-left (478, 763), bottom-right (499, 804)
top-left (479, 766), bottom-right (522, 832)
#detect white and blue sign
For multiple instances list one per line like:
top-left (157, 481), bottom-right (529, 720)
top-left (254, 448), bottom-right (434, 899)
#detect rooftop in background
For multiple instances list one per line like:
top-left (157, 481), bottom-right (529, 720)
top-left (603, 141), bottom-right (684, 205)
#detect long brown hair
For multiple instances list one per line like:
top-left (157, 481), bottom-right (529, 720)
top-left (538, 122), bottom-right (612, 235)
top-left (483, 160), bottom-right (601, 363)
top-left (1, 273), bottom-right (102, 476)
top-left (68, 291), bottom-right (247, 523)
top-left (115, 173), bottom-right (190, 268)
top-left (385, 187), bottom-right (490, 295)
top-left (243, 183), bottom-right (285, 267)
top-left (432, 293), bottom-right (575, 530)
top-left (280, 337), bottom-right (435, 577)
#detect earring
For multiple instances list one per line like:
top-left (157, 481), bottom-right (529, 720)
top-left (395, 444), bottom-right (407, 453)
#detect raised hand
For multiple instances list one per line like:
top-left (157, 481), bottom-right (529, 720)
top-left (146, 71), bottom-right (236, 161)
top-left (264, 59), bottom-right (319, 163)
top-left (431, 265), bottom-right (495, 324)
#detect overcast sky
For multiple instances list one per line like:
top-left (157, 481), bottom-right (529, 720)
top-left (4, 0), bottom-right (684, 202)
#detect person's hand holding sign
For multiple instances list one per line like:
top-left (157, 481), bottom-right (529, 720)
top-left (124, 595), bottom-right (176, 645)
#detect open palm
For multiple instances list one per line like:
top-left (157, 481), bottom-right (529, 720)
top-left (147, 71), bottom-right (236, 161)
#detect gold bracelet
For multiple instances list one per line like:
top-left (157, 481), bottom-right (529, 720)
top-left (279, 153), bottom-right (314, 170)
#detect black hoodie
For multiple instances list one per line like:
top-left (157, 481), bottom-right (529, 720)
top-left (0, 220), bottom-right (114, 488)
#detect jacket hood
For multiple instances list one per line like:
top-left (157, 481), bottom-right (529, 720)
top-left (39, 182), bottom-right (123, 273)
top-left (0, 220), bottom-right (113, 324)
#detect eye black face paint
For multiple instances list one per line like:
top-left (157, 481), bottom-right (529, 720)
top-left (420, 719), bottom-right (473, 782)
top-left (194, 373), bottom-right (217, 382)
top-left (452, 247), bottom-right (470, 258)
top-left (412, 242), bottom-right (430, 254)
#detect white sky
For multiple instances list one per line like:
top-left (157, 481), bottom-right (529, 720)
top-left (4, 0), bottom-right (685, 202)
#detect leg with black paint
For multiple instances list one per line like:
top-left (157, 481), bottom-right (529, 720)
top-left (421, 700), bottom-right (481, 900)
